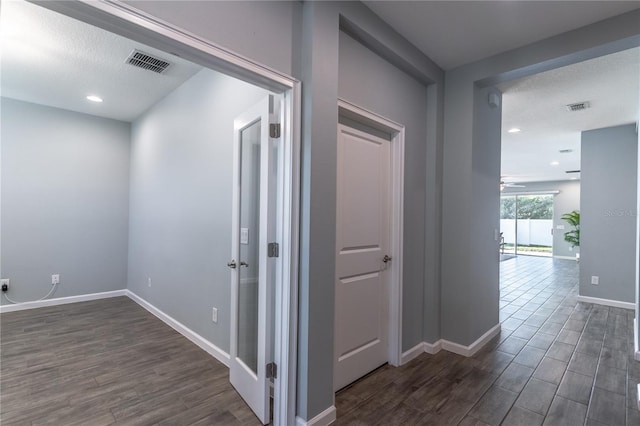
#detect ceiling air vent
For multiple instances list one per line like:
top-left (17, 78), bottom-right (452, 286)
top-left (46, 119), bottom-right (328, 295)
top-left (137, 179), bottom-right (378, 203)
top-left (126, 50), bottom-right (171, 74)
top-left (565, 170), bottom-right (581, 174)
top-left (566, 101), bottom-right (590, 112)
top-left (559, 149), bottom-right (573, 154)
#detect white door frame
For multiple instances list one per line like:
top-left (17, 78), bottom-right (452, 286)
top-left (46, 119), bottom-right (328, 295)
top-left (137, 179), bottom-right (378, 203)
top-left (38, 2), bottom-right (301, 425)
top-left (337, 99), bottom-right (405, 367)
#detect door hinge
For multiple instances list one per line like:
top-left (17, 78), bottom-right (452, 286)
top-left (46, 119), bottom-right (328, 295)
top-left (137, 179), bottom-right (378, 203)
top-left (268, 242), bottom-right (279, 258)
top-left (266, 362), bottom-right (277, 379)
top-left (269, 123), bottom-right (281, 138)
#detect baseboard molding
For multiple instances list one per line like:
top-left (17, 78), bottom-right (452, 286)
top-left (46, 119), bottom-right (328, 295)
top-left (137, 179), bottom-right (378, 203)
top-left (576, 295), bottom-right (635, 310)
top-left (442, 323), bottom-right (502, 357)
top-left (0, 289), bottom-right (127, 313)
top-left (553, 255), bottom-right (578, 261)
top-left (126, 290), bottom-right (230, 367)
top-left (423, 340), bottom-right (443, 355)
top-left (401, 342), bottom-right (427, 364)
top-left (400, 324), bottom-right (500, 362)
top-left (296, 406), bottom-right (336, 426)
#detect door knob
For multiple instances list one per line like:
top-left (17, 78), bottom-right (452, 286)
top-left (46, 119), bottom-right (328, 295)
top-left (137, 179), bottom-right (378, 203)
top-left (382, 255), bottom-right (392, 263)
top-left (240, 261), bottom-right (249, 267)
top-left (227, 260), bottom-right (237, 269)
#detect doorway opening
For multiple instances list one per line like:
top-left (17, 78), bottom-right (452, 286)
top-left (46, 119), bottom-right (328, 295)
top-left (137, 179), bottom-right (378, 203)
top-left (334, 100), bottom-right (405, 392)
top-left (1, 1), bottom-right (300, 425)
top-left (500, 194), bottom-right (554, 258)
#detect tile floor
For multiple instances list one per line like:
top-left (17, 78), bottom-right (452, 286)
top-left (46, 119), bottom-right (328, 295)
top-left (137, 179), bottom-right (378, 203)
top-left (335, 256), bottom-right (640, 425)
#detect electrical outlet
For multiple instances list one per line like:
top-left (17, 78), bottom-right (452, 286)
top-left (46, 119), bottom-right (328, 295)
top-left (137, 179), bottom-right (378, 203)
top-left (1, 279), bottom-right (9, 292)
top-left (147, 277), bottom-right (152, 288)
top-left (212, 307), bottom-right (218, 323)
top-left (591, 276), bottom-right (599, 285)
top-left (51, 274), bottom-right (60, 285)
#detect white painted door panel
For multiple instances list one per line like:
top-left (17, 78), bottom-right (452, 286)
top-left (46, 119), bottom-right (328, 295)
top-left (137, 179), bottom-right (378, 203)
top-left (334, 124), bottom-right (391, 391)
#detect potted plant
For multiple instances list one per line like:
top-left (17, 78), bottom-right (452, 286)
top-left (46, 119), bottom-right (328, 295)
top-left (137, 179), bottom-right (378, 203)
top-left (561, 210), bottom-right (580, 261)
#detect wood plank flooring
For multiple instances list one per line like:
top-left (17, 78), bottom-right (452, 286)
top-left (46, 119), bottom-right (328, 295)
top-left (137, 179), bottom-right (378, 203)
top-left (2, 257), bottom-right (638, 425)
top-left (0, 297), bottom-right (262, 425)
top-left (335, 256), bottom-right (640, 425)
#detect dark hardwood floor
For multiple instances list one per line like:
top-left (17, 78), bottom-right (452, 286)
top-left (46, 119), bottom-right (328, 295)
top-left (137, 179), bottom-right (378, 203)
top-left (335, 256), bottom-right (639, 425)
top-left (0, 297), bottom-right (262, 425)
top-left (1, 256), bottom-right (638, 425)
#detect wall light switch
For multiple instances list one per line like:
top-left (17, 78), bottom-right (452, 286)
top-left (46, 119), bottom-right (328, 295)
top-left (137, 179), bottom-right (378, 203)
top-left (240, 228), bottom-right (249, 245)
top-left (212, 307), bottom-right (218, 323)
top-left (591, 276), bottom-right (599, 285)
top-left (556, 225), bottom-right (565, 230)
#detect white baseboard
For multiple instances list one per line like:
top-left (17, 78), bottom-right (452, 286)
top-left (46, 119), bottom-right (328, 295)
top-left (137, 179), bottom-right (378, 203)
top-left (424, 340), bottom-right (443, 355)
top-left (401, 342), bottom-right (427, 364)
top-left (126, 290), bottom-right (230, 367)
top-left (553, 255), bottom-right (578, 261)
top-left (637, 384), bottom-right (640, 410)
top-left (296, 406), bottom-right (336, 426)
top-left (441, 323), bottom-right (501, 357)
top-left (0, 289), bottom-right (127, 313)
top-left (576, 295), bottom-right (635, 310)
top-left (400, 324), bottom-right (500, 363)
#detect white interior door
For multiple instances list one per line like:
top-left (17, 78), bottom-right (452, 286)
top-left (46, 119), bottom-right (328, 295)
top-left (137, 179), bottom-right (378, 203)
top-left (334, 123), bottom-right (391, 391)
top-left (230, 95), bottom-right (278, 424)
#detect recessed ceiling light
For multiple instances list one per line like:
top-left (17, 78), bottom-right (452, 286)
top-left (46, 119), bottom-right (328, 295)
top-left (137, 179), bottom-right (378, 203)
top-left (507, 128), bottom-right (521, 133)
top-left (86, 95), bottom-right (103, 103)
top-left (550, 161), bottom-right (560, 166)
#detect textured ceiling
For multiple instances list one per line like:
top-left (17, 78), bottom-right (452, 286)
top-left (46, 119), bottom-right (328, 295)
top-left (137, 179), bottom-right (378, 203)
top-left (499, 47), bottom-right (640, 184)
top-left (364, 1), bottom-right (640, 70)
top-left (0, 0), bottom-right (202, 122)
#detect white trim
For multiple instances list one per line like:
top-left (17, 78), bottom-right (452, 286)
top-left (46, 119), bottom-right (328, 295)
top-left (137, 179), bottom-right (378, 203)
top-left (553, 255), bottom-right (578, 261)
top-left (637, 384), bottom-right (640, 410)
top-left (0, 289), bottom-right (127, 313)
top-left (441, 324), bottom-right (501, 357)
top-left (634, 318), bottom-right (640, 362)
top-left (423, 340), bottom-right (444, 355)
top-left (337, 99), bottom-right (405, 368)
top-left (126, 291), bottom-right (230, 366)
top-left (576, 295), bottom-right (636, 310)
top-left (296, 406), bottom-right (336, 426)
top-left (400, 340), bottom-right (444, 364)
top-left (401, 342), bottom-right (427, 364)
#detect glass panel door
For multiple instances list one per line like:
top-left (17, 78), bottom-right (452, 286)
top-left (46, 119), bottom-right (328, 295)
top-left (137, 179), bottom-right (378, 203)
top-left (237, 120), bottom-right (261, 374)
top-left (229, 95), bottom-right (278, 425)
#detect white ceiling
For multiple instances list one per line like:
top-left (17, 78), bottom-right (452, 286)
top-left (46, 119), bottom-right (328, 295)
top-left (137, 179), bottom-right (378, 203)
top-left (0, 0), bottom-right (202, 122)
top-left (364, 1), bottom-right (640, 70)
top-left (499, 47), bottom-right (640, 184)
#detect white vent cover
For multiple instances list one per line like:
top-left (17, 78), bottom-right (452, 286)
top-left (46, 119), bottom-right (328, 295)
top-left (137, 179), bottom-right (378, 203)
top-left (126, 50), bottom-right (171, 74)
top-left (566, 101), bottom-right (590, 112)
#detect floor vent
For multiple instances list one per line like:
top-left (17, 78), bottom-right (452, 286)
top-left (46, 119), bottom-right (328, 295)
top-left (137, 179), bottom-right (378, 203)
top-left (126, 50), bottom-right (171, 74)
top-left (566, 101), bottom-right (590, 112)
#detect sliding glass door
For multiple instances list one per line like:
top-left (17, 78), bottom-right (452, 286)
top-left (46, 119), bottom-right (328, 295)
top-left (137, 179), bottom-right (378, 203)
top-left (500, 194), bottom-right (554, 257)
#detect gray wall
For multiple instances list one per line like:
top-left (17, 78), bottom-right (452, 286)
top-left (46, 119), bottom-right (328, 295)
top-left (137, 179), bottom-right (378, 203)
top-left (127, 69), bottom-right (268, 351)
top-left (580, 124), bottom-right (637, 303)
top-left (503, 180), bottom-right (581, 258)
top-left (338, 31), bottom-right (432, 351)
top-left (123, 1), bottom-right (300, 77)
top-left (1, 98), bottom-right (130, 304)
top-left (441, 9), bottom-right (640, 346)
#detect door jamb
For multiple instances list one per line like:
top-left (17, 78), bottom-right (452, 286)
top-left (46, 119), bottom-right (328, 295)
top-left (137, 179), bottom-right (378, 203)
top-left (37, 2), bottom-right (301, 425)
top-left (337, 99), bottom-right (405, 367)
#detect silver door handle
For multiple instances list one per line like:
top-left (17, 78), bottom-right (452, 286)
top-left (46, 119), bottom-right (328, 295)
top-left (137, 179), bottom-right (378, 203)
top-left (240, 261), bottom-right (249, 267)
top-left (227, 260), bottom-right (237, 269)
top-left (383, 255), bottom-right (392, 263)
